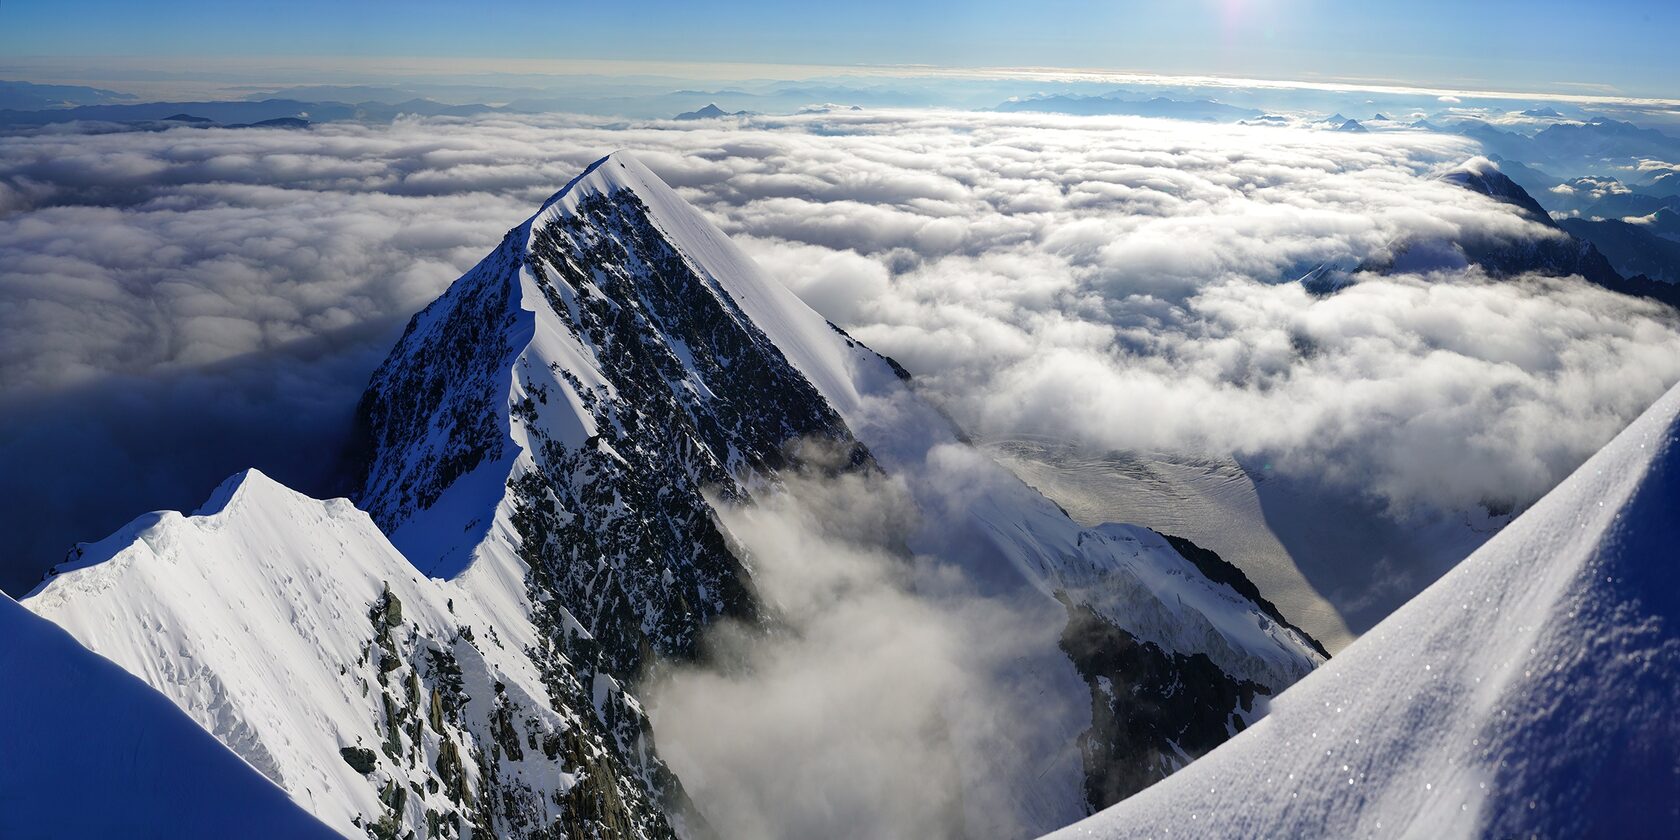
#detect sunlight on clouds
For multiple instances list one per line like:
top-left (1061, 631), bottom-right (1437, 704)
top-left (2, 108), bottom-right (1677, 590)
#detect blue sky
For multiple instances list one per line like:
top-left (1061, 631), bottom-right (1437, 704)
top-left (2, 0), bottom-right (1677, 98)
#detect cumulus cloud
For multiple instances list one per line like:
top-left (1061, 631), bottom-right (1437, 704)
top-left (649, 455), bottom-right (1079, 839)
top-left (3, 108), bottom-right (1678, 593)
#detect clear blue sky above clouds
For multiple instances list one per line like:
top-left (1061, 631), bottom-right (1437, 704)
top-left (3, 0), bottom-right (1677, 97)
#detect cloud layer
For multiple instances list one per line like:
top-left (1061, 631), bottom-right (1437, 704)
top-left (4, 109), bottom-right (1679, 593)
top-left (651, 461), bottom-right (1082, 839)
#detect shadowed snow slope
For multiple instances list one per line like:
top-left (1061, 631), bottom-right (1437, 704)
top-left (0, 591), bottom-right (336, 838)
top-left (1045, 382), bottom-right (1680, 839)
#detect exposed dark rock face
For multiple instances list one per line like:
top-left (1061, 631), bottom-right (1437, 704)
top-left (1437, 163), bottom-right (1628, 290)
top-left (341, 581), bottom-right (677, 840)
top-left (1058, 593), bottom-right (1271, 811)
top-left (514, 188), bottom-right (867, 675)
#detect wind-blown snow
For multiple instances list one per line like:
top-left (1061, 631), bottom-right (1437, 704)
top-left (0, 590), bottom-right (337, 838)
top-left (1044, 382), bottom-right (1680, 839)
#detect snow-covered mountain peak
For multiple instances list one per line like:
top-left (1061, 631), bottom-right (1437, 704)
top-left (531, 150), bottom-right (659, 219)
top-left (346, 151), bottom-right (1326, 821)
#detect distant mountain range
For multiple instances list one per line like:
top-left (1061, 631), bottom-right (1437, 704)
top-left (0, 97), bottom-right (501, 127)
top-left (996, 92), bottom-right (1262, 121)
top-left (1438, 116), bottom-right (1680, 177)
top-left (0, 79), bottom-right (138, 110)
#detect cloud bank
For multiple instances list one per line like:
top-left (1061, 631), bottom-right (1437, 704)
top-left (4, 109), bottom-right (1679, 593)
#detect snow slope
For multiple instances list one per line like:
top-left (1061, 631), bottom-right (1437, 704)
top-left (1044, 382), bottom-right (1680, 839)
top-left (0, 590), bottom-right (336, 839)
top-left (26, 469), bottom-right (674, 839)
top-left (985, 441), bottom-right (1355, 651)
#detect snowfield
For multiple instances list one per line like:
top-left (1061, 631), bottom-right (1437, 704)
top-left (24, 469), bottom-right (583, 837)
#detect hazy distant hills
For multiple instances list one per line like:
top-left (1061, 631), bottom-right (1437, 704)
top-left (997, 91), bottom-right (1262, 121)
top-left (1439, 116), bottom-right (1680, 176)
top-left (0, 79), bottom-right (138, 110)
top-left (0, 96), bottom-right (501, 127)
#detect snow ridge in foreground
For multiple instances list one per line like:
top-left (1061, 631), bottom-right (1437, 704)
top-left (1046, 383), bottom-right (1680, 838)
top-left (0, 589), bottom-right (335, 838)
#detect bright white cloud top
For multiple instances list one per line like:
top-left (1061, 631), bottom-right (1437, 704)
top-left (3, 110), bottom-right (1678, 603)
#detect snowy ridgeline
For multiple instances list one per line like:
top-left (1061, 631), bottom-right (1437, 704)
top-left (0, 589), bottom-right (336, 838)
top-left (1048, 383), bottom-right (1680, 838)
top-left (22, 469), bottom-right (657, 838)
top-left (14, 152), bottom-right (1326, 838)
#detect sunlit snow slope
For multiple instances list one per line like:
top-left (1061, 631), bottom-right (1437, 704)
top-left (0, 590), bottom-right (336, 839)
top-left (1045, 382), bottom-right (1680, 839)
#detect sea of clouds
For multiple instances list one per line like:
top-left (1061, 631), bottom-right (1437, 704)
top-left (4, 109), bottom-right (1680, 594)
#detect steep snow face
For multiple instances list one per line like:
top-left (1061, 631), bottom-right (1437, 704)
top-left (26, 470), bottom-right (678, 840)
top-left (0, 591), bottom-right (336, 839)
top-left (1045, 383), bottom-right (1680, 839)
